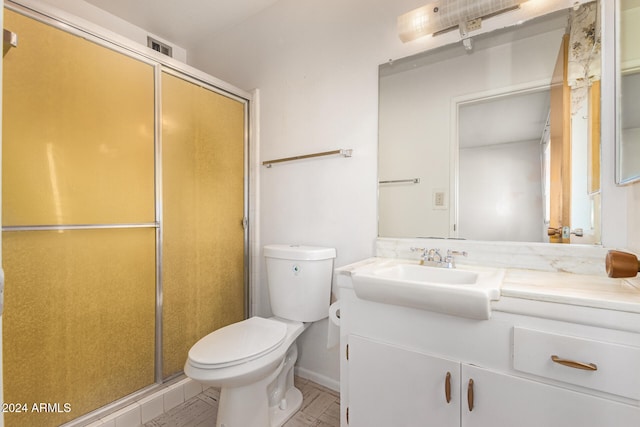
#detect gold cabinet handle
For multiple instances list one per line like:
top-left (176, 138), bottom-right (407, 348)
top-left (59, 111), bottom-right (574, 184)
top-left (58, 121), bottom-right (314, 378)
top-left (551, 355), bottom-right (598, 371)
top-left (445, 372), bottom-right (451, 403)
top-left (467, 378), bottom-right (474, 411)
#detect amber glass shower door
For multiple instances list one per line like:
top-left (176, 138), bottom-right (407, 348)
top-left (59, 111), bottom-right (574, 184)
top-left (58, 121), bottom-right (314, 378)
top-left (2, 9), bottom-right (156, 426)
top-left (2, 7), bottom-right (247, 426)
top-left (161, 71), bottom-right (246, 378)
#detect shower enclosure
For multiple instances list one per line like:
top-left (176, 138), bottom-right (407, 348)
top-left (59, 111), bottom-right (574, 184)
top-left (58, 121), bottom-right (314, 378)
top-left (2, 6), bottom-right (249, 426)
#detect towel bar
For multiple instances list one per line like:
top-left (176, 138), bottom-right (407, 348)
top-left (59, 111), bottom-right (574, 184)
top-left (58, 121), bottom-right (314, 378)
top-left (262, 149), bottom-right (352, 167)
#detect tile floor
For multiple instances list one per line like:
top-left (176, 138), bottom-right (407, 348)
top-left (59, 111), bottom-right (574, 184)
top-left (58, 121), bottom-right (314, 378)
top-left (143, 377), bottom-right (340, 427)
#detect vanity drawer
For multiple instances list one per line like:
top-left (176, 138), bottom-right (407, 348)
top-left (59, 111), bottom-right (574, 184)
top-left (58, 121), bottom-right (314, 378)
top-left (513, 327), bottom-right (640, 400)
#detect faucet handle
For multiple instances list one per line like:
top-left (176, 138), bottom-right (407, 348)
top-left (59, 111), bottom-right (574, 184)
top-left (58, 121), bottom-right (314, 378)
top-left (410, 247), bottom-right (427, 260)
top-left (447, 250), bottom-right (468, 258)
top-left (444, 250), bottom-right (467, 268)
top-left (427, 248), bottom-right (442, 262)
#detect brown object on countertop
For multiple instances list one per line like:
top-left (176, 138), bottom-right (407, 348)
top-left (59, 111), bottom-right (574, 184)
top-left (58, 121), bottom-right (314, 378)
top-left (606, 250), bottom-right (640, 278)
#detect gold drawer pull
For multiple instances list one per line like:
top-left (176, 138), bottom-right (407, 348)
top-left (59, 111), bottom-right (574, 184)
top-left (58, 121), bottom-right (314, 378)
top-left (551, 355), bottom-right (598, 371)
top-left (445, 372), bottom-right (451, 403)
top-left (467, 378), bottom-right (474, 411)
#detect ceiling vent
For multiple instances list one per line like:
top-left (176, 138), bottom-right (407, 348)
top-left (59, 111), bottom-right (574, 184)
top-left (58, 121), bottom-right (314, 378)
top-left (147, 36), bottom-right (173, 57)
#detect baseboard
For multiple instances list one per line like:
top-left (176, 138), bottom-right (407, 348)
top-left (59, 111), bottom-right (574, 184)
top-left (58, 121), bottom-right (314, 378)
top-left (294, 366), bottom-right (340, 393)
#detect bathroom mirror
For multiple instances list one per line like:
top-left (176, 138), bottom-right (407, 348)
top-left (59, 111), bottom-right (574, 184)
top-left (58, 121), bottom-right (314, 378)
top-left (616, 0), bottom-right (640, 184)
top-left (378, 3), bottom-right (602, 244)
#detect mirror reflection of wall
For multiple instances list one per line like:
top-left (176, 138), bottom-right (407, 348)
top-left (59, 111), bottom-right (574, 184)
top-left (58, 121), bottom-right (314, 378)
top-left (457, 90), bottom-right (549, 242)
top-left (378, 3), bottom-right (602, 244)
top-left (619, 0), bottom-right (640, 183)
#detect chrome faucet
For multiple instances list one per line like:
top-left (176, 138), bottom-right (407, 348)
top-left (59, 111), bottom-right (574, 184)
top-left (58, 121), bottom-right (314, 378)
top-left (426, 248), bottom-right (443, 264)
top-left (443, 249), bottom-right (468, 268)
top-left (410, 247), bottom-right (443, 267)
top-left (411, 247), bottom-right (467, 268)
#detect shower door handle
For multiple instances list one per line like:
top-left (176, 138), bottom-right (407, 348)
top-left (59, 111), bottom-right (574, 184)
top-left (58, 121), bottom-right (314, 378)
top-left (3, 29), bottom-right (18, 48)
top-left (0, 267), bottom-right (4, 315)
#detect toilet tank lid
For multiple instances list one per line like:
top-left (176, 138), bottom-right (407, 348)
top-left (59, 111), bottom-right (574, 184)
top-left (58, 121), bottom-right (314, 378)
top-left (264, 244), bottom-right (336, 260)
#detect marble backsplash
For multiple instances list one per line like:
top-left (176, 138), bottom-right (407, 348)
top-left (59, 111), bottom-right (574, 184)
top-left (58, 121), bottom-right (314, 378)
top-left (376, 238), bottom-right (617, 277)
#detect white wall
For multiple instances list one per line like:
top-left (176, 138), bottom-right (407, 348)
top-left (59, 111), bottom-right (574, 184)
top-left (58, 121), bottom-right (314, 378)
top-left (10, 0), bottom-right (636, 391)
top-left (188, 0), bottom-right (600, 388)
top-left (570, 102), bottom-right (600, 243)
top-left (628, 185), bottom-right (640, 253)
top-left (189, 0), bottom-right (432, 388)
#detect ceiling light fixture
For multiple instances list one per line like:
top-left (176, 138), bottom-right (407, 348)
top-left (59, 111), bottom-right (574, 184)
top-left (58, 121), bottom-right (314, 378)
top-left (398, 0), bottom-right (531, 43)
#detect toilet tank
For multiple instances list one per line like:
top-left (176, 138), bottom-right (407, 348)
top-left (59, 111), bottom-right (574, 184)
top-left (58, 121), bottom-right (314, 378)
top-left (264, 244), bottom-right (336, 322)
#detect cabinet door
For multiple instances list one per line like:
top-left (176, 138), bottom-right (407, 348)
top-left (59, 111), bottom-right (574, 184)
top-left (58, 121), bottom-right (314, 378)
top-left (462, 364), bottom-right (640, 427)
top-left (348, 335), bottom-right (459, 427)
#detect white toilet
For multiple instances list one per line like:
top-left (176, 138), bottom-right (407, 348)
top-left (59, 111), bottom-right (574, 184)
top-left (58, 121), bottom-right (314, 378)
top-left (184, 244), bottom-right (336, 427)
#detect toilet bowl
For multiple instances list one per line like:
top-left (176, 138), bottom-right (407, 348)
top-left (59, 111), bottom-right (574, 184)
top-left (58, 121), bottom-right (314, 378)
top-left (185, 317), bottom-right (305, 427)
top-left (184, 244), bottom-right (336, 427)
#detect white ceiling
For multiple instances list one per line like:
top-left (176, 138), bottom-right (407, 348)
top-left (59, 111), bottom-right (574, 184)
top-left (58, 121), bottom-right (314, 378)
top-left (459, 90), bottom-right (550, 149)
top-left (83, 0), bottom-right (281, 49)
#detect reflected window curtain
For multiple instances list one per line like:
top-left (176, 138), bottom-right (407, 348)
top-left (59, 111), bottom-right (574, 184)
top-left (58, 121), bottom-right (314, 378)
top-left (567, 1), bottom-right (602, 114)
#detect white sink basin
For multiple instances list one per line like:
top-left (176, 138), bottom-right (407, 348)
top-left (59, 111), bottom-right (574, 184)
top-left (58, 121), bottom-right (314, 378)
top-left (350, 261), bottom-right (505, 320)
top-left (373, 264), bottom-right (479, 285)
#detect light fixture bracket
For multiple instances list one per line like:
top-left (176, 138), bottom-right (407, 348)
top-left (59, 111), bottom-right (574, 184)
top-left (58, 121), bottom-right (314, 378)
top-left (397, 0), bottom-right (529, 43)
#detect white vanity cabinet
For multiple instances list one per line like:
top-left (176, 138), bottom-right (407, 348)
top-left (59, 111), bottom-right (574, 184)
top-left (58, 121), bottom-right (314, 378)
top-left (460, 364), bottom-right (639, 427)
top-left (347, 335), bottom-right (460, 426)
top-left (337, 268), bottom-right (640, 427)
top-left (345, 334), bottom-right (639, 427)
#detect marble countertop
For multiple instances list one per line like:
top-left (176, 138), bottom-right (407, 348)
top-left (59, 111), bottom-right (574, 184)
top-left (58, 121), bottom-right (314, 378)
top-left (336, 257), bottom-right (640, 314)
top-left (500, 268), bottom-right (640, 313)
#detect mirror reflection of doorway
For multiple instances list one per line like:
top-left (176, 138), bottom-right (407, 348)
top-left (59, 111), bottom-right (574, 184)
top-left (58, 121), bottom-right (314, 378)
top-left (457, 89), bottom-right (549, 242)
top-left (456, 81), bottom-right (600, 244)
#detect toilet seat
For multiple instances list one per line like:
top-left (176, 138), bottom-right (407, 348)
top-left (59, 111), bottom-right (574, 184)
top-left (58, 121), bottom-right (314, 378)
top-left (187, 317), bottom-right (287, 369)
